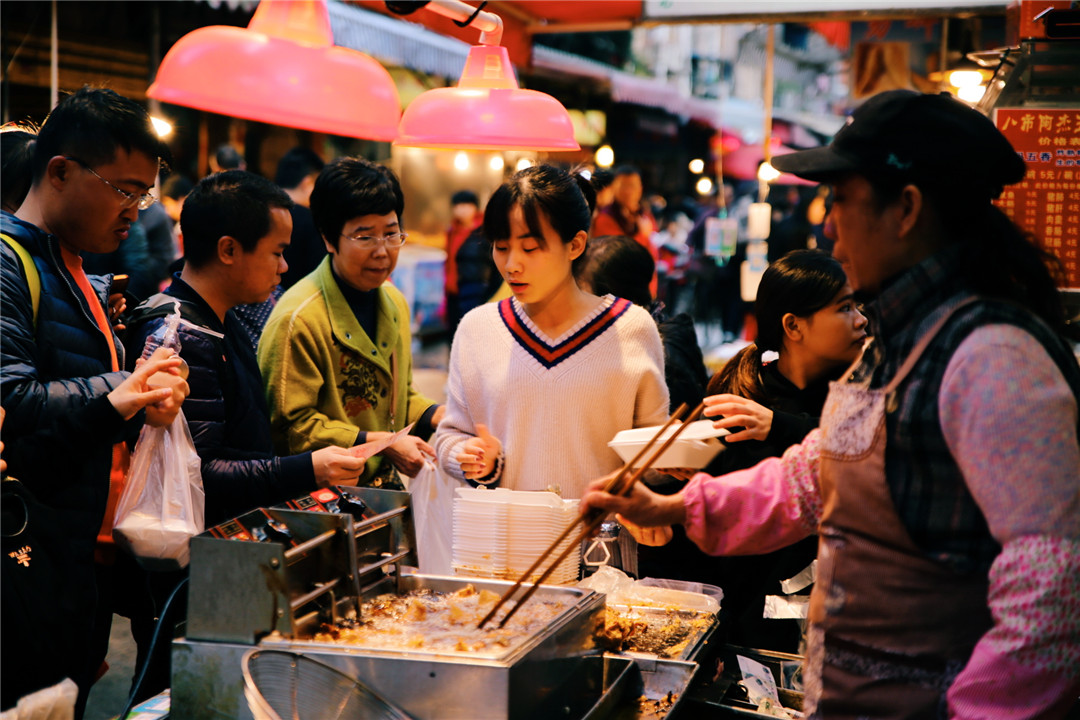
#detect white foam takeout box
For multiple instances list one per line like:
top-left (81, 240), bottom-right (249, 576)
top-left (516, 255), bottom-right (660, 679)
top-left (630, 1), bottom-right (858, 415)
top-left (608, 419), bottom-right (730, 469)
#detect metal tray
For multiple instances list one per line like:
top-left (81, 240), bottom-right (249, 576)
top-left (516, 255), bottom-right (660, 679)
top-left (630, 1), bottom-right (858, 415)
top-left (606, 603), bottom-right (719, 662)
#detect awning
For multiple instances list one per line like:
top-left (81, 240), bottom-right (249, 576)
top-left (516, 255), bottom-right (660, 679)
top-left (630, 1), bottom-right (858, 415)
top-left (328, 0), bottom-right (470, 79)
top-left (640, 0), bottom-right (1008, 22)
top-left (531, 44), bottom-right (769, 140)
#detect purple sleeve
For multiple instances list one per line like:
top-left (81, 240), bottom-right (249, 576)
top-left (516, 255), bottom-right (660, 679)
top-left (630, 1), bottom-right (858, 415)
top-left (682, 430), bottom-right (823, 556)
top-left (939, 325), bottom-right (1080, 719)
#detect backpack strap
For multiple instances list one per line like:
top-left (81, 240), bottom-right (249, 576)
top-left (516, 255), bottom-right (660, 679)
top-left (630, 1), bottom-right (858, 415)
top-left (1, 232), bottom-right (40, 325)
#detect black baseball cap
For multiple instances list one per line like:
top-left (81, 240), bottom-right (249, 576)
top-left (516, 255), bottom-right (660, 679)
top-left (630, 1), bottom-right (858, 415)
top-left (771, 90), bottom-right (1026, 199)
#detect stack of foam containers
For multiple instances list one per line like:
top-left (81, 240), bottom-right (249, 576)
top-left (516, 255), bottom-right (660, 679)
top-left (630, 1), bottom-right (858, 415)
top-left (452, 487), bottom-right (580, 584)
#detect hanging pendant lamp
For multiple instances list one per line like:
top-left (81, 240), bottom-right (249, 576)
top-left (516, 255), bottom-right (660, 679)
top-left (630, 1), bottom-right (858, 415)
top-left (148, 0), bottom-right (401, 141)
top-left (394, 3), bottom-right (579, 152)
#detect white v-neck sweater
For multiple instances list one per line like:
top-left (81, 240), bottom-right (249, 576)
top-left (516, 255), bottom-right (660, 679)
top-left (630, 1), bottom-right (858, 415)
top-left (433, 295), bottom-right (670, 499)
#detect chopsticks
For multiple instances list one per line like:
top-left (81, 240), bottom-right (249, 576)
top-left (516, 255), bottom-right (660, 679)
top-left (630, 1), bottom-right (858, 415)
top-left (477, 401), bottom-right (705, 629)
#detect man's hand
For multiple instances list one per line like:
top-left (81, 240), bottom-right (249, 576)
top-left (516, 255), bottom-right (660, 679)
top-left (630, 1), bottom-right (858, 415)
top-left (383, 434), bottom-right (435, 477)
top-left (140, 347), bottom-right (190, 427)
top-left (109, 349), bottom-right (185, 421)
top-left (703, 393), bottom-right (774, 442)
top-left (108, 292), bottom-right (127, 333)
top-left (311, 446), bottom-right (368, 487)
top-left (456, 423), bottom-right (501, 480)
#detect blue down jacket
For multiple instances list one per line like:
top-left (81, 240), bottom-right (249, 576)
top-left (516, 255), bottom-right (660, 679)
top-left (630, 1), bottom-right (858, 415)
top-left (0, 211), bottom-right (137, 543)
top-left (1, 210), bottom-right (141, 701)
top-left (124, 276), bottom-right (315, 525)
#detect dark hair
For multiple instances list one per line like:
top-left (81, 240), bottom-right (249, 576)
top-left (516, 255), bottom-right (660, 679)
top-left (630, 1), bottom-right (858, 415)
top-left (451, 189), bottom-right (479, 207)
top-left (865, 174), bottom-right (1067, 333)
top-left (590, 169), bottom-right (614, 192)
top-left (180, 170), bottom-right (293, 268)
top-left (613, 165), bottom-right (640, 179)
top-left (161, 173), bottom-right (194, 201)
top-left (577, 235), bottom-right (654, 306)
top-left (214, 144), bottom-right (244, 171)
top-left (309, 157), bottom-right (404, 250)
top-left (2, 124), bottom-right (38, 212)
top-left (709, 249), bottom-right (848, 403)
top-left (32, 86), bottom-right (171, 182)
top-left (483, 164), bottom-right (596, 274)
top-left (274, 146), bottom-right (324, 189)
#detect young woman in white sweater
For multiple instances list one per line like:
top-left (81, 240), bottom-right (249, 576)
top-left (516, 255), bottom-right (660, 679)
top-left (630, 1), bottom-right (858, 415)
top-left (433, 165), bottom-right (670, 500)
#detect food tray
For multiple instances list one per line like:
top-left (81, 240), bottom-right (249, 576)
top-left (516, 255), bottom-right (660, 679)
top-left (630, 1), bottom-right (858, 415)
top-left (603, 604), bottom-right (718, 662)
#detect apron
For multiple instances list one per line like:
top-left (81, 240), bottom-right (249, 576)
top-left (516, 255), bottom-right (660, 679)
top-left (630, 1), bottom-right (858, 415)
top-left (805, 297), bottom-right (993, 719)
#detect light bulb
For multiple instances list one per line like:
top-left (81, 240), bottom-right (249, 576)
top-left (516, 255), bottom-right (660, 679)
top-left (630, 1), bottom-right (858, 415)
top-left (595, 145), bottom-right (614, 168)
top-left (454, 151), bottom-right (469, 171)
top-left (695, 177), bottom-right (713, 196)
top-left (515, 157), bottom-right (533, 172)
top-left (957, 85), bottom-right (986, 103)
top-left (949, 70), bottom-right (983, 88)
top-left (688, 158), bottom-right (705, 174)
top-left (150, 116), bottom-right (173, 139)
top-left (489, 155), bottom-right (504, 171)
top-left (757, 162), bottom-right (780, 182)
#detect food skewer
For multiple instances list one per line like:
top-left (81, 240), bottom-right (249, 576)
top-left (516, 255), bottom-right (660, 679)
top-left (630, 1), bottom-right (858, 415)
top-left (479, 402), bottom-right (705, 629)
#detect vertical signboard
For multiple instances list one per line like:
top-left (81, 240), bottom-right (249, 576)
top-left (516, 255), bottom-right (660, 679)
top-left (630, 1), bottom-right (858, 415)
top-left (994, 107), bottom-right (1080, 289)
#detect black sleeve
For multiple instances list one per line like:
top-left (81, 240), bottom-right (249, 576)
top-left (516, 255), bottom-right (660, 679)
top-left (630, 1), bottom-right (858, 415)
top-left (765, 409), bottom-right (819, 450)
top-left (3, 395), bottom-right (126, 483)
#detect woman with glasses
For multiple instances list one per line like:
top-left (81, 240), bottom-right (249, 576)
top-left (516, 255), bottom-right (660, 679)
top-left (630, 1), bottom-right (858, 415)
top-left (433, 164), bottom-right (670, 502)
top-left (258, 157), bottom-right (444, 489)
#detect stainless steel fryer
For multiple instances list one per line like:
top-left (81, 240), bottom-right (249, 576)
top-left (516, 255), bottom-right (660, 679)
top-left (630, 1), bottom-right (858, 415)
top-left (170, 487), bottom-right (609, 720)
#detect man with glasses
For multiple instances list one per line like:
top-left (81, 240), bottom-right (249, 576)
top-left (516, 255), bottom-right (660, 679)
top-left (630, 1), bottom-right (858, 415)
top-left (0, 86), bottom-right (189, 715)
top-left (125, 170), bottom-right (369, 524)
top-left (259, 157), bottom-right (444, 490)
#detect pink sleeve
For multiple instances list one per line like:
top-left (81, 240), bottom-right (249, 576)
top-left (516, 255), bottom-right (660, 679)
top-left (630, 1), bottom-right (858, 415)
top-left (682, 430), bottom-right (823, 556)
top-left (940, 326), bottom-right (1080, 718)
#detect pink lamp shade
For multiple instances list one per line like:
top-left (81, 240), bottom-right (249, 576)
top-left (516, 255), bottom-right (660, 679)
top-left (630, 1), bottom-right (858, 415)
top-left (148, 0), bottom-right (401, 141)
top-left (395, 45), bottom-right (579, 152)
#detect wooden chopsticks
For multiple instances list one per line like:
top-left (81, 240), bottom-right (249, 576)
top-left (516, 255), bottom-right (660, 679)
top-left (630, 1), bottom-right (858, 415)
top-left (477, 402), bottom-right (705, 629)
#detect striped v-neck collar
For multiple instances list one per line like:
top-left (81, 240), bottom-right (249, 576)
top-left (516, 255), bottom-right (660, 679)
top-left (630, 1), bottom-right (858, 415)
top-left (499, 295), bottom-right (631, 369)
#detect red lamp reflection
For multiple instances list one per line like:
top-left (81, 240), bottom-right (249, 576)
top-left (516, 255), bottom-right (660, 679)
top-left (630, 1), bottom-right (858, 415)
top-left (394, 0), bottom-right (579, 152)
top-left (396, 44), bottom-right (579, 151)
top-left (148, 0), bottom-right (401, 141)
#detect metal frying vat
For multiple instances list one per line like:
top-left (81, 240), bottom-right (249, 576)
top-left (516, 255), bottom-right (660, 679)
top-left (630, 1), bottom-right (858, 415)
top-left (170, 487), bottom-right (609, 720)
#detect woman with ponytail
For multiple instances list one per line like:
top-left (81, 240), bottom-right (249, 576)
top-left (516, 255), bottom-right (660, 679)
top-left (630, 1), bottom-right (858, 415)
top-left (703, 249), bottom-right (867, 475)
top-left (636, 249), bottom-right (867, 652)
top-left (433, 164), bottom-right (669, 501)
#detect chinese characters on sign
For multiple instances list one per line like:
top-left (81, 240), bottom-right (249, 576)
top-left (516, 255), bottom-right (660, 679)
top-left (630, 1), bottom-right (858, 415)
top-left (994, 108), bottom-right (1080, 289)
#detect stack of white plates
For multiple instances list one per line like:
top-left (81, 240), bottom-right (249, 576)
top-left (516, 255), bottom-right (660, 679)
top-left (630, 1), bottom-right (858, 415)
top-left (452, 487), bottom-right (580, 584)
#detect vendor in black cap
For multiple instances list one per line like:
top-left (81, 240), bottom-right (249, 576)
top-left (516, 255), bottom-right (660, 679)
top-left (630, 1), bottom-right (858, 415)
top-left (582, 90), bottom-right (1080, 718)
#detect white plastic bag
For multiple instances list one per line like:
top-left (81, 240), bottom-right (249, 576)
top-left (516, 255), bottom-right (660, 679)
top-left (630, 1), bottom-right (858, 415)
top-left (408, 461), bottom-right (461, 575)
top-left (113, 410), bottom-right (204, 570)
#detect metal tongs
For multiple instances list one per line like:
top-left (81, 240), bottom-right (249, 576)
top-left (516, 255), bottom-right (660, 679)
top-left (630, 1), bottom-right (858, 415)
top-left (477, 401), bottom-right (705, 629)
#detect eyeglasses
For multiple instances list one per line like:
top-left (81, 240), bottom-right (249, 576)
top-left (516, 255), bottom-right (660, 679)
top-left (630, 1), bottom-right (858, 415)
top-left (340, 231), bottom-right (408, 249)
top-left (64, 156), bottom-right (157, 210)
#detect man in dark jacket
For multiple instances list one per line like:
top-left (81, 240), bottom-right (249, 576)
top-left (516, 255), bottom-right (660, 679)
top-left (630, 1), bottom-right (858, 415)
top-left (0, 87), bottom-right (188, 715)
top-left (125, 170), bottom-right (368, 526)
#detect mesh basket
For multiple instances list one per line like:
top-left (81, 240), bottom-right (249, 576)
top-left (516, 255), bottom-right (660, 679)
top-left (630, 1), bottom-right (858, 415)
top-left (242, 648), bottom-right (414, 720)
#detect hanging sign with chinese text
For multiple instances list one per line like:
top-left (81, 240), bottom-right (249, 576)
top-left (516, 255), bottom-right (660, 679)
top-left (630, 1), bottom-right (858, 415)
top-left (994, 107), bottom-right (1080, 289)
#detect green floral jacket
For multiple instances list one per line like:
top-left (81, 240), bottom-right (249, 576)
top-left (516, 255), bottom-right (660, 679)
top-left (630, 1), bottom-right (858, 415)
top-left (258, 257), bottom-right (435, 487)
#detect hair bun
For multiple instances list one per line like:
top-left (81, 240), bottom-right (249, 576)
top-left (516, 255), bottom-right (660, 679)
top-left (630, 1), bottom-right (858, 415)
top-left (572, 171), bottom-right (597, 214)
